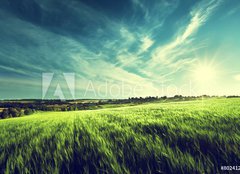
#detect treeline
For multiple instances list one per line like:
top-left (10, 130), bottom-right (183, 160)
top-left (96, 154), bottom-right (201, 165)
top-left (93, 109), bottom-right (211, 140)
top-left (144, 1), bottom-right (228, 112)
top-left (0, 101), bottom-right (104, 119)
top-left (0, 95), bottom-right (239, 119)
top-left (226, 95), bottom-right (240, 98)
top-left (0, 108), bottom-right (34, 119)
top-left (0, 97), bottom-right (154, 119)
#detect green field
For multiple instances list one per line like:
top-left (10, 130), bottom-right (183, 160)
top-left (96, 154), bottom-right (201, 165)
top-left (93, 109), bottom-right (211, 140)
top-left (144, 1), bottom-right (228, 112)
top-left (0, 98), bottom-right (240, 174)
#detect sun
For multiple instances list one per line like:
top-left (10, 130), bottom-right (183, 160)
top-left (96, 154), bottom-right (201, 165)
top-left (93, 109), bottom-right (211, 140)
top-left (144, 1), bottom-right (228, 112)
top-left (192, 61), bottom-right (218, 84)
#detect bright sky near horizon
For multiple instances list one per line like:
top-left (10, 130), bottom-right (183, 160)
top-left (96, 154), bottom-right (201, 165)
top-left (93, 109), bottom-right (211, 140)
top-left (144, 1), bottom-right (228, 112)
top-left (0, 0), bottom-right (240, 99)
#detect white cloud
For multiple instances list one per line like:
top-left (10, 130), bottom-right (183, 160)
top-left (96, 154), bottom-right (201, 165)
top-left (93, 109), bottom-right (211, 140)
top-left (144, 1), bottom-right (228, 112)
top-left (120, 27), bottom-right (135, 43)
top-left (143, 0), bottom-right (221, 80)
top-left (141, 36), bottom-right (154, 52)
top-left (0, 0), bottom-right (226, 98)
top-left (182, 0), bottom-right (221, 41)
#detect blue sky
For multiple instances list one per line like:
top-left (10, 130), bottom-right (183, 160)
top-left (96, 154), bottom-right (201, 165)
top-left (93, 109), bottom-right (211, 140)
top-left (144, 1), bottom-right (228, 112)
top-left (0, 0), bottom-right (240, 99)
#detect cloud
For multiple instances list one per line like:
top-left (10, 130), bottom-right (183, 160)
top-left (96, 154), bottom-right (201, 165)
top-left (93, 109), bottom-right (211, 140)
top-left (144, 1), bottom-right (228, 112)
top-left (181, 0), bottom-right (220, 41)
top-left (0, 0), bottom-right (228, 98)
top-left (224, 4), bottom-right (240, 17)
top-left (119, 27), bottom-right (136, 45)
top-left (0, 8), bottom-right (158, 96)
top-left (0, 65), bottom-right (29, 76)
top-left (140, 36), bottom-right (154, 52)
top-left (142, 0), bottom-right (221, 81)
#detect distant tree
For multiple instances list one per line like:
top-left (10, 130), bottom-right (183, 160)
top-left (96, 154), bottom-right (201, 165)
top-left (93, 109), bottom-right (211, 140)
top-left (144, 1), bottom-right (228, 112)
top-left (98, 100), bottom-right (105, 104)
top-left (9, 108), bottom-right (20, 117)
top-left (161, 96), bottom-right (167, 100)
top-left (1, 109), bottom-right (10, 119)
top-left (201, 95), bottom-right (210, 98)
top-left (73, 106), bottom-right (78, 111)
top-left (19, 108), bottom-right (24, 116)
top-left (67, 106), bottom-right (73, 111)
top-left (227, 95), bottom-right (240, 98)
top-left (174, 95), bottom-right (183, 99)
top-left (24, 108), bottom-right (33, 115)
top-left (61, 107), bottom-right (67, 111)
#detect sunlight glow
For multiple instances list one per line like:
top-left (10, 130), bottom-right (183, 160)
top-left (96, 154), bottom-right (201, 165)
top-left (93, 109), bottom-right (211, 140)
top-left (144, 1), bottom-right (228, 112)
top-left (192, 62), bottom-right (217, 84)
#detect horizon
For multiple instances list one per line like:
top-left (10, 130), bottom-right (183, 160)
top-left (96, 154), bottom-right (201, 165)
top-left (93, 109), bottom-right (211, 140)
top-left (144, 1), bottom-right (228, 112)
top-left (0, 0), bottom-right (240, 99)
top-left (1, 95), bottom-right (239, 101)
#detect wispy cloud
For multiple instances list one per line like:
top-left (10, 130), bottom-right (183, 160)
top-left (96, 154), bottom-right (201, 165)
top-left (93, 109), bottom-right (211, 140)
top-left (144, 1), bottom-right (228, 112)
top-left (182, 0), bottom-right (221, 41)
top-left (140, 36), bottom-right (154, 52)
top-left (224, 4), bottom-right (240, 17)
top-left (1, 0), bottom-right (234, 98)
top-left (142, 0), bottom-right (222, 82)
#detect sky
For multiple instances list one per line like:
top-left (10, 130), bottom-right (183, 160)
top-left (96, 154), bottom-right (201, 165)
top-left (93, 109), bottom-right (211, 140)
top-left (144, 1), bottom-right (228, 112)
top-left (0, 0), bottom-right (240, 99)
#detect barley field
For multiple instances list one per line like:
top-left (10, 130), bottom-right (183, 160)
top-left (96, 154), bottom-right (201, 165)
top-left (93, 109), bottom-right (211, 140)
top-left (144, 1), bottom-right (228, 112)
top-left (0, 98), bottom-right (240, 174)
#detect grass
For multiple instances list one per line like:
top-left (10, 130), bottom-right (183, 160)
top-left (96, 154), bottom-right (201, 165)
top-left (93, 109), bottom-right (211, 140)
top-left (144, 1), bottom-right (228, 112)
top-left (0, 98), bottom-right (240, 173)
